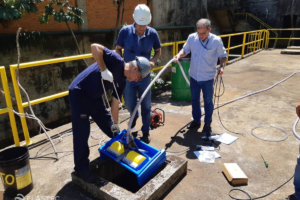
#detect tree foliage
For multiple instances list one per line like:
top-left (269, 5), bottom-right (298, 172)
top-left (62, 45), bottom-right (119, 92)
top-left (39, 0), bottom-right (83, 26)
top-left (0, 0), bottom-right (41, 21)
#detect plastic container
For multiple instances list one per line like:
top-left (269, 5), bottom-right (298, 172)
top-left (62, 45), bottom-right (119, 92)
top-left (0, 147), bottom-right (33, 198)
top-left (99, 130), bottom-right (166, 186)
top-left (171, 58), bottom-right (191, 101)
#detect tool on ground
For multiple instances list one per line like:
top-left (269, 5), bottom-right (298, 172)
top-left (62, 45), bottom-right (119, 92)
top-left (150, 108), bottom-right (165, 129)
top-left (261, 154), bottom-right (268, 168)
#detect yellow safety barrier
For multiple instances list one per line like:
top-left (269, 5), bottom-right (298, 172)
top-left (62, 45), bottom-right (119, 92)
top-left (267, 29), bottom-right (300, 48)
top-left (0, 67), bottom-right (20, 146)
top-left (5, 29), bottom-right (298, 146)
top-left (10, 54), bottom-right (94, 145)
top-left (9, 43), bottom-right (176, 146)
top-left (219, 30), bottom-right (266, 62)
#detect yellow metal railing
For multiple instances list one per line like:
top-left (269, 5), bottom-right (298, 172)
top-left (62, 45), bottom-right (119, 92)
top-left (219, 30), bottom-right (267, 62)
top-left (6, 29), bottom-right (271, 146)
top-left (0, 67), bottom-right (20, 146)
top-left (267, 29), bottom-right (300, 48)
top-left (9, 43), bottom-right (176, 145)
top-left (235, 13), bottom-right (278, 47)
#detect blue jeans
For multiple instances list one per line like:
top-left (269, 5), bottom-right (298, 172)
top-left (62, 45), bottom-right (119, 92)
top-left (190, 77), bottom-right (214, 124)
top-left (69, 89), bottom-right (113, 173)
top-left (294, 154), bottom-right (300, 199)
top-left (123, 74), bottom-right (151, 133)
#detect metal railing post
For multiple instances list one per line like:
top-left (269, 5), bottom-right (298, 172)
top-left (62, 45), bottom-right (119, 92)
top-left (0, 67), bottom-right (20, 146)
top-left (227, 36), bottom-right (231, 63)
top-left (241, 33), bottom-right (247, 58)
top-left (10, 66), bottom-right (31, 145)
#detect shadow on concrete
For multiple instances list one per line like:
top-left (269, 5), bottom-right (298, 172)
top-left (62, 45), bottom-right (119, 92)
top-left (165, 121), bottom-right (221, 160)
top-left (55, 181), bottom-right (97, 200)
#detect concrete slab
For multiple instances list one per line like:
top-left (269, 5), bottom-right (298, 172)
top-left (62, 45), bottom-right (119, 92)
top-left (0, 49), bottom-right (299, 200)
top-left (281, 49), bottom-right (300, 54)
top-left (287, 46), bottom-right (300, 50)
top-left (71, 155), bottom-right (187, 200)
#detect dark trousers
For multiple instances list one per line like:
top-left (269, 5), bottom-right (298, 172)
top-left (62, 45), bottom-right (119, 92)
top-left (69, 89), bottom-right (113, 172)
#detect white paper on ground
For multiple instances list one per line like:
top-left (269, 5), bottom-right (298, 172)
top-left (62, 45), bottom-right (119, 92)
top-left (215, 133), bottom-right (239, 145)
top-left (193, 151), bottom-right (221, 163)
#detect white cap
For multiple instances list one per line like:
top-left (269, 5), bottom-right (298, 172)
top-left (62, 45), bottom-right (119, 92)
top-left (133, 4), bottom-right (151, 25)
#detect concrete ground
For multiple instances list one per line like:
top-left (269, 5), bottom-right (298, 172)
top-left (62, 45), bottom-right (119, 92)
top-left (1, 49), bottom-right (300, 200)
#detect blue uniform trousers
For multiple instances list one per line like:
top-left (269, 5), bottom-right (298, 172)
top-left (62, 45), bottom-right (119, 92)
top-left (69, 89), bottom-right (113, 172)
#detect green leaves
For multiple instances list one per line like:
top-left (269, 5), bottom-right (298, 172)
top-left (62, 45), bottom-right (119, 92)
top-left (0, 4), bottom-right (21, 20)
top-left (40, 2), bottom-right (84, 26)
top-left (39, 13), bottom-right (49, 24)
top-left (0, 0), bottom-right (38, 21)
top-left (14, 0), bottom-right (38, 13)
top-left (0, 0), bottom-right (85, 27)
top-left (44, 3), bottom-right (53, 15)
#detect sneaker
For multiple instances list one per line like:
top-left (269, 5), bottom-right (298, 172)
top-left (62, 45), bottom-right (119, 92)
top-left (202, 123), bottom-right (212, 133)
top-left (187, 121), bottom-right (201, 129)
top-left (75, 170), bottom-right (97, 183)
top-left (140, 132), bottom-right (151, 144)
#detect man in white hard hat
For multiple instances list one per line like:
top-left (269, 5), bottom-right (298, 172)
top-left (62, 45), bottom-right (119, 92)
top-left (115, 4), bottom-right (161, 144)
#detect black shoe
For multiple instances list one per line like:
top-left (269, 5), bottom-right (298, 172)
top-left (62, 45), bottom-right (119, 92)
top-left (187, 121), bottom-right (201, 129)
top-left (131, 115), bottom-right (139, 129)
top-left (75, 170), bottom-right (97, 183)
top-left (140, 132), bottom-right (151, 144)
top-left (202, 123), bottom-right (211, 133)
top-left (132, 131), bottom-right (138, 138)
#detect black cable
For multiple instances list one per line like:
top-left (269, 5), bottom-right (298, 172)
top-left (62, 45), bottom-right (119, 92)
top-left (213, 74), bottom-right (246, 136)
top-left (228, 174), bottom-right (294, 200)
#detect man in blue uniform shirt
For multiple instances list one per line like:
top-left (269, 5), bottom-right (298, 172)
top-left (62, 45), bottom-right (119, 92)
top-left (174, 18), bottom-right (227, 136)
top-left (115, 4), bottom-right (161, 144)
top-left (69, 43), bottom-right (151, 183)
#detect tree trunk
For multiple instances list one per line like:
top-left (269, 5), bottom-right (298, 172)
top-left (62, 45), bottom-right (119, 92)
top-left (147, 0), bottom-right (151, 6)
top-left (120, 0), bottom-right (125, 26)
top-left (65, 21), bottom-right (89, 67)
top-left (112, 0), bottom-right (123, 49)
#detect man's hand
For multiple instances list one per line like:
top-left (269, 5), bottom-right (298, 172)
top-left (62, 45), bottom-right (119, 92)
top-left (297, 101), bottom-right (300, 118)
top-left (111, 123), bottom-right (120, 135)
top-left (101, 68), bottom-right (113, 82)
top-left (150, 62), bottom-right (155, 69)
top-left (173, 54), bottom-right (179, 63)
top-left (218, 66), bottom-right (224, 75)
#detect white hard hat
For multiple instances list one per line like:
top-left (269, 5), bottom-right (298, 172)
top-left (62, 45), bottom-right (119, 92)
top-left (133, 4), bottom-right (151, 25)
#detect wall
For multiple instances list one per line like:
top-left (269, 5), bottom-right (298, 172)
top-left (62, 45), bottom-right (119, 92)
top-left (0, 0), bottom-right (79, 33)
top-left (152, 0), bottom-right (208, 27)
top-left (152, 0), bottom-right (241, 35)
top-left (207, 0), bottom-right (241, 11)
top-left (241, 0), bottom-right (300, 29)
top-left (0, 0), bottom-right (148, 33)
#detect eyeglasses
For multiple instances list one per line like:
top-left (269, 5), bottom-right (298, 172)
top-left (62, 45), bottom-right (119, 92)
top-left (197, 30), bottom-right (208, 36)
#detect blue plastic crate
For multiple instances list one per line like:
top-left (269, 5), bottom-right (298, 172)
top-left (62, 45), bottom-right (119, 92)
top-left (99, 129), bottom-right (166, 186)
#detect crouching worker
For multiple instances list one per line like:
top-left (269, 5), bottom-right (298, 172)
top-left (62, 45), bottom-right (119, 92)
top-left (69, 43), bottom-right (151, 183)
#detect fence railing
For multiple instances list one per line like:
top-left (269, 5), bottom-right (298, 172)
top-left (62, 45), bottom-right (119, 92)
top-left (235, 13), bottom-right (278, 48)
top-left (1, 29), bottom-right (272, 146)
top-left (0, 66), bottom-right (20, 146)
top-left (267, 29), bottom-right (300, 48)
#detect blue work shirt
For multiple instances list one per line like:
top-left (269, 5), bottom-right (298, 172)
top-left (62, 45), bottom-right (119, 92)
top-left (69, 47), bottom-right (126, 100)
top-left (183, 32), bottom-right (227, 81)
top-left (115, 23), bottom-right (161, 62)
